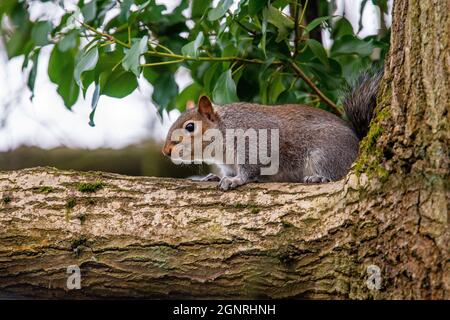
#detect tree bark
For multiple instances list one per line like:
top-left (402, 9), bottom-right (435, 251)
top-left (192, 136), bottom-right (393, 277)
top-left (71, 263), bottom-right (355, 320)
top-left (0, 167), bottom-right (361, 299)
top-left (0, 0), bottom-right (448, 299)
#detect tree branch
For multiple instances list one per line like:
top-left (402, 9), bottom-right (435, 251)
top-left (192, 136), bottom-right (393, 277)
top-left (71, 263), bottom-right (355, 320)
top-left (290, 61), bottom-right (342, 116)
top-left (293, 0), bottom-right (309, 59)
top-left (0, 167), bottom-right (356, 299)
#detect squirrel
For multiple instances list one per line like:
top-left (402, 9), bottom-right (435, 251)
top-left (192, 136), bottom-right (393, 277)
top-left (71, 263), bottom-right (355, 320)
top-left (162, 70), bottom-right (383, 191)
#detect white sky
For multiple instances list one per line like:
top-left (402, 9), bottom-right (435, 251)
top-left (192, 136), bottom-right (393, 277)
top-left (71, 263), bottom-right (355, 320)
top-left (0, 0), bottom-right (391, 151)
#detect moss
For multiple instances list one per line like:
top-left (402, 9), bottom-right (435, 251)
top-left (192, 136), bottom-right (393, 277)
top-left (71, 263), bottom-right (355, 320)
top-left (66, 197), bottom-right (76, 209)
top-left (281, 221), bottom-right (295, 228)
top-left (250, 207), bottom-right (261, 214)
top-left (71, 237), bottom-right (87, 257)
top-left (2, 196), bottom-right (11, 204)
top-left (77, 213), bottom-right (86, 224)
top-left (233, 203), bottom-right (261, 214)
top-left (71, 237), bottom-right (87, 249)
top-left (353, 105), bottom-right (391, 181)
top-left (35, 186), bottom-right (54, 194)
top-left (77, 181), bottom-right (104, 193)
top-left (234, 203), bottom-right (246, 209)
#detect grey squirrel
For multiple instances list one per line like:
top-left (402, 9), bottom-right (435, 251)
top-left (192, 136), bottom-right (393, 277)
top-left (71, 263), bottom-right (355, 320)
top-left (162, 70), bottom-right (383, 191)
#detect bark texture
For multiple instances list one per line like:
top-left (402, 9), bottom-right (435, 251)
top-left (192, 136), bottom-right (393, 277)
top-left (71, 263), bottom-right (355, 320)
top-left (0, 167), bottom-right (362, 299)
top-left (0, 0), bottom-right (448, 299)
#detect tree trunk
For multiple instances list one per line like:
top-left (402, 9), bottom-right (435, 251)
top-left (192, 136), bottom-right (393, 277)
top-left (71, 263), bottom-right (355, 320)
top-left (0, 0), bottom-right (448, 299)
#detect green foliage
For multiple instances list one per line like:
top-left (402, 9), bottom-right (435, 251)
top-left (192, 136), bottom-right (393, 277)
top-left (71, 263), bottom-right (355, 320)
top-left (74, 46), bottom-right (99, 87)
top-left (35, 186), bottom-right (55, 194)
top-left (0, 0), bottom-right (390, 124)
top-left (123, 36), bottom-right (148, 76)
top-left (77, 181), bottom-right (104, 193)
top-left (213, 70), bottom-right (239, 104)
top-left (48, 47), bottom-right (79, 108)
top-left (2, 196), bottom-right (11, 205)
top-left (66, 197), bottom-right (76, 209)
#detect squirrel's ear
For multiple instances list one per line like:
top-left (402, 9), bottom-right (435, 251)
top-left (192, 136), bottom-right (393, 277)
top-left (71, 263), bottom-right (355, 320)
top-left (198, 95), bottom-right (217, 122)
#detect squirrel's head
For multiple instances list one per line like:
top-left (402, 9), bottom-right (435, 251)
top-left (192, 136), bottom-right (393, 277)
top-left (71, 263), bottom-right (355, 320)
top-left (162, 95), bottom-right (218, 162)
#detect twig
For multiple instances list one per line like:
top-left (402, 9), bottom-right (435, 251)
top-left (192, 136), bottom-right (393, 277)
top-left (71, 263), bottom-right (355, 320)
top-left (227, 9), bottom-right (259, 36)
top-left (141, 59), bottom-right (184, 67)
top-left (290, 61), bottom-right (342, 116)
top-left (79, 21), bottom-right (282, 66)
top-left (293, 0), bottom-right (300, 58)
top-left (148, 40), bottom-right (174, 55)
top-left (79, 20), bottom-right (130, 48)
top-left (293, 0), bottom-right (309, 58)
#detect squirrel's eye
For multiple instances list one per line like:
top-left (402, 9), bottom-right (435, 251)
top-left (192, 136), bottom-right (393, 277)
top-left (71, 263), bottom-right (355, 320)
top-left (185, 122), bottom-right (195, 132)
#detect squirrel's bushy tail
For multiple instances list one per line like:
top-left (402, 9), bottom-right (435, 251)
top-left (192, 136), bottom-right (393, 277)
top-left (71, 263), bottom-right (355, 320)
top-left (342, 69), bottom-right (383, 140)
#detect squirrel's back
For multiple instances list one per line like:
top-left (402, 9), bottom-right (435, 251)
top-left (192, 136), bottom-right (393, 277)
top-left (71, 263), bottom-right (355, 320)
top-left (213, 70), bottom-right (382, 183)
top-left (215, 103), bottom-right (360, 182)
top-left (216, 68), bottom-right (383, 141)
top-left (216, 102), bottom-right (353, 133)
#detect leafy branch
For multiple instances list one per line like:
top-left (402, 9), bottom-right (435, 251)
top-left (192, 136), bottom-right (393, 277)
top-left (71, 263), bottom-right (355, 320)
top-left (0, 0), bottom-right (388, 122)
top-left (80, 21), bottom-right (339, 114)
top-left (290, 61), bottom-right (341, 115)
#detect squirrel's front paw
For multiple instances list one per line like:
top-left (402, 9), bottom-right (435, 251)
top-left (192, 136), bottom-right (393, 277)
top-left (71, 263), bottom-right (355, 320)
top-left (303, 175), bottom-right (331, 183)
top-left (218, 176), bottom-right (243, 191)
top-left (201, 173), bottom-right (221, 182)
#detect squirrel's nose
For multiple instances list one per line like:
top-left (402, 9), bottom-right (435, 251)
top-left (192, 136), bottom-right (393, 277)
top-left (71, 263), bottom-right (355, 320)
top-left (162, 145), bottom-right (172, 157)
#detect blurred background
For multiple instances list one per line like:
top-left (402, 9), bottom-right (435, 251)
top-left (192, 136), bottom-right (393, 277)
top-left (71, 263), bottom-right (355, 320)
top-left (0, 0), bottom-right (392, 178)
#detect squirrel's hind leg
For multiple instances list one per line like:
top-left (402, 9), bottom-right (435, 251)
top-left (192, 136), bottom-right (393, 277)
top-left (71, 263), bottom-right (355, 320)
top-left (303, 175), bottom-right (331, 183)
top-left (218, 176), bottom-right (245, 191)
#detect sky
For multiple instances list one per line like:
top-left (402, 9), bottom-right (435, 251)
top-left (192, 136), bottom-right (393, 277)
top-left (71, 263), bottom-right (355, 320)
top-left (0, 0), bottom-right (392, 151)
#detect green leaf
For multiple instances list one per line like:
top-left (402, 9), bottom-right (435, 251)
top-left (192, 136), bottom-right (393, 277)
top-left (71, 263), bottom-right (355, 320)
top-left (82, 0), bottom-right (97, 22)
top-left (99, 68), bottom-right (137, 98)
top-left (181, 32), bottom-right (204, 58)
top-left (175, 82), bottom-right (203, 111)
top-left (259, 9), bottom-right (268, 57)
top-left (249, 0), bottom-right (268, 15)
top-left (168, 0), bottom-right (189, 25)
top-left (58, 29), bottom-right (79, 52)
top-left (207, 0), bottom-right (233, 21)
top-left (203, 62), bottom-right (221, 94)
top-left (48, 47), bottom-right (80, 108)
top-left (192, 0), bottom-right (210, 18)
top-left (89, 82), bottom-right (101, 127)
top-left (31, 21), bottom-right (52, 46)
top-left (212, 70), bottom-right (238, 104)
top-left (331, 18), bottom-right (354, 39)
top-left (27, 49), bottom-right (40, 101)
top-left (264, 5), bottom-right (294, 42)
top-left (122, 36), bottom-right (148, 76)
top-left (152, 73), bottom-right (178, 111)
top-left (6, 23), bottom-right (32, 58)
top-left (372, 0), bottom-right (388, 13)
top-left (306, 39), bottom-right (329, 67)
top-left (268, 73), bottom-right (285, 104)
top-left (119, 0), bottom-right (133, 22)
top-left (258, 61), bottom-right (274, 104)
top-left (304, 16), bottom-right (330, 33)
top-left (74, 46), bottom-right (99, 87)
top-left (331, 35), bottom-right (374, 57)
